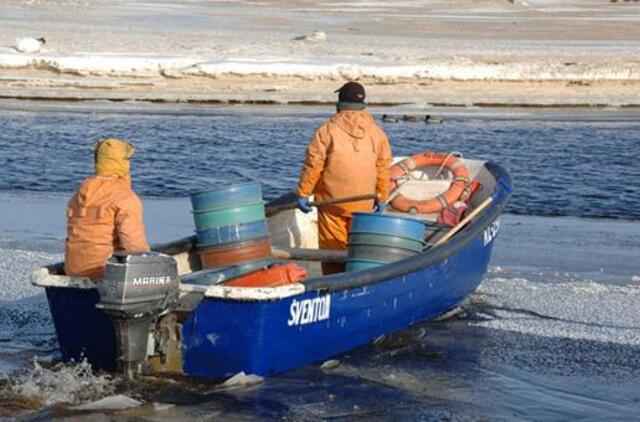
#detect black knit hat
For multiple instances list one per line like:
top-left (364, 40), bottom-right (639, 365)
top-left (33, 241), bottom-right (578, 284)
top-left (335, 81), bottom-right (366, 103)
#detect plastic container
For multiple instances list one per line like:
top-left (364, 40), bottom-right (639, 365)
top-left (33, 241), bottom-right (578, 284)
top-left (190, 182), bottom-right (262, 212)
top-left (196, 220), bottom-right (269, 247)
top-left (197, 237), bottom-right (272, 269)
top-left (192, 203), bottom-right (266, 231)
top-left (180, 259), bottom-right (274, 286)
top-left (424, 223), bottom-right (449, 246)
top-left (345, 259), bottom-right (386, 272)
top-left (225, 263), bottom-right (307, 288)
top-left (348, 232), bottom-right (424, 253)
top-left (350, 212), bottom-right (426, 241)
top-left (347, 244), bottom-right (418, 262)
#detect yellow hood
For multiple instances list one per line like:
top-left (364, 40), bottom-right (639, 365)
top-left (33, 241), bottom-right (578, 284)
top-left (94, 138), bottom-right (135, 178)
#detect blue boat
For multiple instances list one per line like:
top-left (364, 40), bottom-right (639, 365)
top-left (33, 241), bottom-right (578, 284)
top-left (31, 157), bottom-right (511, 379)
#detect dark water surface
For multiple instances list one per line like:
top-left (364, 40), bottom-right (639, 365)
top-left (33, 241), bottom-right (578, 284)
top-left (0, 101), bottom-right (638, 220)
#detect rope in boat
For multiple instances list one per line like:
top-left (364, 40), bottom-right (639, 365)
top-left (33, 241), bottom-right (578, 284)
top-left (433, 151), bottom-right (463, 179)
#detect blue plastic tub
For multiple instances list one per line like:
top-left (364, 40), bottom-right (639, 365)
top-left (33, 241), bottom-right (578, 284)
top-left (191, 182), bottom-right (262, 212)
top-left (350, 212), bottom-right (426, 241)
top-left (347, 244), bottom-right (418, 261)
top-left (196, 220), bottom-right (269, 247)
top-left (192, 203), bottom-right (266, 231)
top-left (345, 259), bottom-right (386, 272)
top-left (348, 232), bottom-right (424, 252)
top-left (181, 259), bottom-right (274, 286)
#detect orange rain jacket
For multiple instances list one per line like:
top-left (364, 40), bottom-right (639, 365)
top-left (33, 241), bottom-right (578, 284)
top-left (297, 110), bottom-right (393, 216)
top-left (64, 139), bottom-right (150, 280)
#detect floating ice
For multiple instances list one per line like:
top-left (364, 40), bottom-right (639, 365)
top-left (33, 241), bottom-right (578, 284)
top-left (320, 359), bottom-right (341, 370)
top-left (152, 402), bottom-right (176, 411)
top-left (473, 276), bottom-right (640, 346)
top-left (71, 394), bottom-right (142, 411)
top-left (0, 247), bottom-right (59, 359)
top-left (220, 371), bottom-right (263, 389)
top-left (0, 247), bottom-right (60, 302)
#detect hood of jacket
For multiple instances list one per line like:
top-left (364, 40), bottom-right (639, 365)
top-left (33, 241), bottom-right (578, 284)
top-left (94, 138), bottom-right (135, 178)
top-left (330, 110), bottom-right (375, 140)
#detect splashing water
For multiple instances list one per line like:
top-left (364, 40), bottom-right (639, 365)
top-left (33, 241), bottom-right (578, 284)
top-left (3, 357), bottom-right (116, 407)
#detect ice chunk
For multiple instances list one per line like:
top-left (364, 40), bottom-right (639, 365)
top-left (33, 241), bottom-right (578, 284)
top-left (72, 395), bottom-right (142, 411)
top-left (152, 402), bottom-right (176, 411)
top-left (320, 359), bottom-right (340, 370)
top-left (474, 276), bottom-right (640, 346)
top-left (220, 371), bottom-right (263, 388)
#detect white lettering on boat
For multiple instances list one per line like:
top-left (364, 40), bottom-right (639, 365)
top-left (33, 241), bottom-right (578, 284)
top-left (288, 295), bottom-right (331, 326)
top-left (132, 276), bottom-right (174, 286)
top-left (483, 218), bottom-right (501, 246)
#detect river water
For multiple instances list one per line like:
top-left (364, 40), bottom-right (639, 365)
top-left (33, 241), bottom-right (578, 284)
top-left (0, 101), bottom-right (639, 420)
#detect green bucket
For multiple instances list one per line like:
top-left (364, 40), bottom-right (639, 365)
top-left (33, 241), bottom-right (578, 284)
top-left (345, 259), bottom-right (386, 272)
top-left (348, 232), bottom-right (425, 253)
top-left (192, 202), bottom-right (266, 231)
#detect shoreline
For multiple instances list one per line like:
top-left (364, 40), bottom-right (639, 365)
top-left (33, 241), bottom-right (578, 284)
top-left (2, 0), bottom-right (639, 107)
top-left (1, 73), bottom-right (639, 107)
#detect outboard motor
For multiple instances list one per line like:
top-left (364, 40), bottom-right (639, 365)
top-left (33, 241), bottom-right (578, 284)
top-left (96, 252), bottom-right (179, 378)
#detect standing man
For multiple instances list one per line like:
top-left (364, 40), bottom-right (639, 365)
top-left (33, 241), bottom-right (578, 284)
top-left (65, 138), bottom-right (150, 280)
top-left (296, 82), bottom-right (392, 275)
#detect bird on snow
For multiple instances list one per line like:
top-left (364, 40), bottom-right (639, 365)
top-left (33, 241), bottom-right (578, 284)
top-left (14, 37), bottom-right (46, 54)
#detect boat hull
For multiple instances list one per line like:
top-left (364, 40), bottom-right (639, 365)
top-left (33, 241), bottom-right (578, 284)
top-left (41, 221), bottom-right (494, 378)
top-left (181, 226), bottom-right (494, 378)
top-left (45, 287), bottom-right (117, 371)
top-left (36, 160), bottom-right (510, 378)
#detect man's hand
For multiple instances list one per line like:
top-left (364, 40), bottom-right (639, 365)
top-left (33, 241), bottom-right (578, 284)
top-left (296, 196), bottom-right (313, 213)
top-left (373, 201), bottom-right (386, 214)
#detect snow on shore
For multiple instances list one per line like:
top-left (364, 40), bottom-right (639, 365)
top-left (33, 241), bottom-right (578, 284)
top-left (1, 1), bottom-right (639, 103)
top-left (3, 50), bottom-right (639, 83)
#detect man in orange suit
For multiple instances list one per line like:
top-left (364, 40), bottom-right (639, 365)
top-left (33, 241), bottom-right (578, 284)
top-left (65, 138), bottom-right (150, 280)
top-left (297, 82), bottom-right (392, 275)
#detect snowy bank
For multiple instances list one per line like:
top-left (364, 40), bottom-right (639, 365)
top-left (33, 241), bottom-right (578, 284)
top-left (1, 0), bottom-right (639, 105)
top-left (2, 50), bottom-right (640, 83)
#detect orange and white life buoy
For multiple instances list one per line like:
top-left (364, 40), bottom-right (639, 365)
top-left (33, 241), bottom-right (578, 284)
top-left (389, 152), bottom-right (470, 214)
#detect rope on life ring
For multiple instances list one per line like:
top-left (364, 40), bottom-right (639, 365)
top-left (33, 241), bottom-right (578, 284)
top-left (389, 151), bottom-right (470, 214)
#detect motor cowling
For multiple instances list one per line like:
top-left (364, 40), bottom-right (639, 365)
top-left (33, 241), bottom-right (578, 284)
top-left (96, 252), bottom-right (179, 378)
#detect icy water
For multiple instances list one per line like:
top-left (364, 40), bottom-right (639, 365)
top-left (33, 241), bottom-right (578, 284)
top-left (1, 102), bottom-right (640, 219)
top-left (0, 101), bottom-right (639, 420)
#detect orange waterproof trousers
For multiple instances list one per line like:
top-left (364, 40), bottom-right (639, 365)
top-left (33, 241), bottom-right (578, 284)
top-left (318, 211), bottom-right (351, 275)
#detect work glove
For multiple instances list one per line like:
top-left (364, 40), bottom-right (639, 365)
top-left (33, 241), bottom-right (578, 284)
top-left (296, 196), bottom-right (313, 213)
top-left (373, 201), bottom-right (386, 214)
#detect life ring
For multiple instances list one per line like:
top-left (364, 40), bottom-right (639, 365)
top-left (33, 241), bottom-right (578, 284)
top-left (389, 152), bottom-right (470, 214)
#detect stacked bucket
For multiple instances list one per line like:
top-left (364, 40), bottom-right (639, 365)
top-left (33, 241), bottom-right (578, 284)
top-left (190, 182), bottom-right (273, 275)
top-left (346, 212), bottom-right (426, 272)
